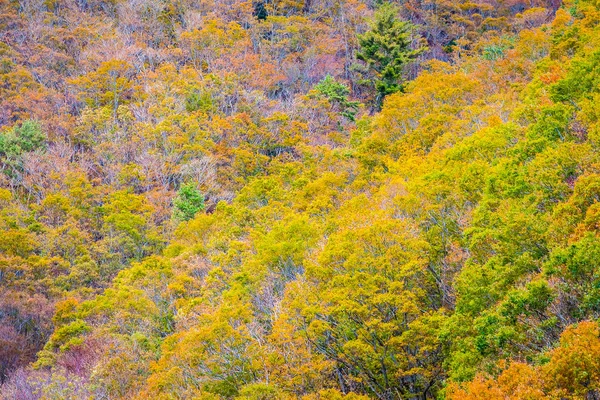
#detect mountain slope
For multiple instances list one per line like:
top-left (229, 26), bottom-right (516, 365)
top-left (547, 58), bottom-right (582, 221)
top-left (2, 0), bottom-right (600, 399)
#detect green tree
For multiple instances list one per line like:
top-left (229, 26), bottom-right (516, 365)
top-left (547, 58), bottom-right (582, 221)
top-left (357, 3), bottom-right (424, 109)
top-left (313, 75), bottom-right (360, 122)
top-left (0, 120), bottom-right (46, 176)
top-left (172, 183), bottom-right (205, 222)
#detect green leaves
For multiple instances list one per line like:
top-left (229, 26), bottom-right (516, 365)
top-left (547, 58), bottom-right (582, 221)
top-left (313, 75), bottom-right (360, 122)
top-left (172, 182), bottom-right (205, 222)
top-left (0, 120), bottom-right (46, 176)
top-left (356, 3), bottom-right (424, 109)
top-left (4, 0), bottom-right (600, 398)
top-left (551, 50), bottom-right (600, 103)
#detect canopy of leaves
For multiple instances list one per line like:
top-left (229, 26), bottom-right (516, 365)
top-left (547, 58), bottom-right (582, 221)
top-left (1, 0), bottom-right (599, 399)
top-left (172, 183), bottom-right (205, 222)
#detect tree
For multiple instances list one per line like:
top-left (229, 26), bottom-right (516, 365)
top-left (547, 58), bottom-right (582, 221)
top-left (68, 60), bottom-right (136, 117)
top-left (356, 3), bottom-right (424, 109)
top-left (312, 75), bottom-right (360, 122)
top-left (172, 183), bottom-right (205, 222)
top-left (0, 120), bottom-right (46, 177)
top-left (447, 321), bottom-right (600, 400)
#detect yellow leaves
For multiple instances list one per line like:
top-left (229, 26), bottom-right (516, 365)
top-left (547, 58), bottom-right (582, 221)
top-left (0, 228), bottom-right (37, 257)
top-left (449, 321), bottom-right (600, 400)
top-left (68, 60), bottom-right (138, 109)
top-left (36, 193), bottom-right (71, 227)
top-left (314, 215), bottom-right (427, 280)
top-left (0, 187), bottom-right (12, 203)
top-left (181, 20), bottom-right (247, 50)
top-left (264, 111), bottom-right (304, 147)
top-left (515, 7), bottom-right (552, 30)
top-left (143, 299), bottom-right (258, 397)
top-left (372, 69), bottom-right (482, 156)
top-left (543, 321), bottom-right (600, 397)
top-left (117, 163), bottom-right (147, 191)
top-left (545, 172), bottom-right (600, 246)
top-left (4, 0), bottom-right (600, 397)
top-left (266, 0), bottom-right (305, 15)
top-left (296, 172), bottom-right (348, 216)
top-left (103, 190), bottom-right (153, 217)
top-left (180, 19), bottom-right (249, 71)
top-left (551, 8), bottom-right (574, 31)
top-left (250, 214), bottom-right (317, 276)
top-left (52, 297), bottom-right (79, 326)
top-left (40, 319), bottom-right (91, 355)
top-left (267, 313), bottom-right (332, 394)
top-left (301, 389), bottom-right (370, 400)
top-left (236, 383), bottom-right (283, 400)
top-left (514, 27), bottom-right (551, 61)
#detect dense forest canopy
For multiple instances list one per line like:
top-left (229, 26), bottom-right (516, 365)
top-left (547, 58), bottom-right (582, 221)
top-left (2, 0), bottom-right (600, 398)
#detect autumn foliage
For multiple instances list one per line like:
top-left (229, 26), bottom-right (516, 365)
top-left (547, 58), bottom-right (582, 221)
top-left (1, 0), bottom-right (600, 399)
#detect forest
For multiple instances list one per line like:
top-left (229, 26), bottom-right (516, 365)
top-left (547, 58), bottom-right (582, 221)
top-left (1, 0), bottom-right (600, 398)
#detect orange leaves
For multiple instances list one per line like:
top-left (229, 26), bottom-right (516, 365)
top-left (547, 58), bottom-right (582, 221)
top-left (544, 321), bottom-right (600, 397)
top-left (180, 20), bottom-right (250, 72)
top-left (539, 64), bottom-right (565, 85)
top-left (4, 0), bottom-right (600, 398)
top-left (448, 321), bottom-right (600, 400)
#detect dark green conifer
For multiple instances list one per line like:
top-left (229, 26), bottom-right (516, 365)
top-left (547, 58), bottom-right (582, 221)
top-left (357, 3), bottom-right (424, 109)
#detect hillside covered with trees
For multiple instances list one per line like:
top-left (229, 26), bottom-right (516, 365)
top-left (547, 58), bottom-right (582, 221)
top-left (2, 0), bottom-right (600, 398)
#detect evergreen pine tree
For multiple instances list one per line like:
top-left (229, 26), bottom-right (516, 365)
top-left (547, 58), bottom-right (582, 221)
top-left (357, 3), bottom-right (424, 109)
